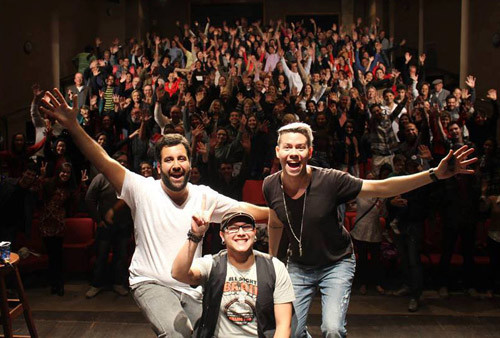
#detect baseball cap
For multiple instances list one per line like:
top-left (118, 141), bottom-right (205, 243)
top-left (220, 211), bottom-right (255, 231)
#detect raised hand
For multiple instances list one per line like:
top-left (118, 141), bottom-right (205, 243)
top-left (462, 88), bottom-right (471, 100)
top-left (487, 89), bottom-right (497, 101)
top-left (434, 145), bottom-right (478, 180)
top-left (191, 194), bottom-right (216, 236)
top-left (465, 75), bottom-right (476, 89)
top-left (196, 142), bottom-right (207, 155)
top-left (40, 161), bottom-right (47, 177)
top-left (39, 89), bottom-right (79, 130)
top-left (405, 52), bottom-right (412, 64)
top-left (241, 132), bottom-right (251, 152)
top-left (418, 145), bottom-right (433, 160)
top-left (81, 169), bottom-right (89, 183)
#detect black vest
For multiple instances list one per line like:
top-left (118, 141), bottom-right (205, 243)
top-left (196, 250), bottom-right (277, 338)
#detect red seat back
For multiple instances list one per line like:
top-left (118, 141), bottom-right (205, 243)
top-left (242, 180), bottom-right (266, 206)
top-left (64, 218), bottom-right (95, 244)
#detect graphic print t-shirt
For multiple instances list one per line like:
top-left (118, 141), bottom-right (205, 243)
top-left (193, 252), bottom-right (295, 338)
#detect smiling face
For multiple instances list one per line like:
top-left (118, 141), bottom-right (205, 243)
top-left (220, 219), bottom-right (256, 254)
top-left (55, 140), bottom-right (66, 155)
top-left (140, 162), bottom-right (153, 177)
top-left (157, 144), bottom-right (191, 192)
top-left (58, 164), bottom-right (72, 182)
top-left (276, 132), bottom-right (312, 178)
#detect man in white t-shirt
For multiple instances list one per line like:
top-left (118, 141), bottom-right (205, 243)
top-left (172, 209), bottom-right (294, 338)
top-left (39, 89), bottom-right (269, 338)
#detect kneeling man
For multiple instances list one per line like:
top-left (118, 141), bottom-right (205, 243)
top-left (172, 205), bottom-right (294, 338)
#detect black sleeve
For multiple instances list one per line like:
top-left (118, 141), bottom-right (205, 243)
top-left (331, 169), bottom-right (363, 204)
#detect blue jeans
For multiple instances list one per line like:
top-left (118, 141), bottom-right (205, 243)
top-left (288, 253), bottom-right (356, 338)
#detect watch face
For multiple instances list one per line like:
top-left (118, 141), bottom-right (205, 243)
top-left (24, 41), bottom-right (33, 54)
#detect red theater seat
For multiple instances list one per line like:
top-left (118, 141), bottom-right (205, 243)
top-left (242, 180), bottom-right (266, 205)
top-left (16, 219), bottom-right (49, 273)
top-left (63, 218), bottom-right (96, 273)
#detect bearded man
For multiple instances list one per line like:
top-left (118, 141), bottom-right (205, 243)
top-left (39, 88), bottom-right (268, 338)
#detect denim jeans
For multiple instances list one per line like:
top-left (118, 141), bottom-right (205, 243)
top-left (288, 253), bottom-right (356, 338)
top-left (92, 227), bottom-right (129, 287)
top-left (395, 221), bottom-right (423, 298)
top-left (132, 282), bottom-right (202, 338)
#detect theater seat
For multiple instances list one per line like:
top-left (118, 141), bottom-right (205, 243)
top-left (242, 180), bottom-right (266, 206)
top-left (16, 219), bottom-right (49, 274)
top-left (63, 218), bottom-right (96, 273)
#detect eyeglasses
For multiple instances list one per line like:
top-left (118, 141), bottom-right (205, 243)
top-left (224, 224), bottom-right (255, 234)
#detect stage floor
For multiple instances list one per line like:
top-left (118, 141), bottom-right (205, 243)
top-left (8, 281), bottom-right (500, 337)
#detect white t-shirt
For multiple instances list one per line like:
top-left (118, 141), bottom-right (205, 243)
top-left (118, 170), bottom-right (239, 298)
top-left (193, 251), bottom-right (295, 338)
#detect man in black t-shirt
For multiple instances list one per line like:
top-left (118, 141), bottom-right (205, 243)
top-left (264, 122), bottom-right (477, 338)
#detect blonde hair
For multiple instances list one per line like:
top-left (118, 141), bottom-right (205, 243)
top-left (277, 122), bottom-right (314, 148)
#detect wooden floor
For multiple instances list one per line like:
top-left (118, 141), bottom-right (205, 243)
top-left (6, 281), bottom-right (500, 337)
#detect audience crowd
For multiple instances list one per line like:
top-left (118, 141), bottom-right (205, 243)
top-left (1, 16), bottom-right (499, 308)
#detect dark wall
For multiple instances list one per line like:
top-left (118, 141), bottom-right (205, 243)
top-left (469, 0), bottom-right (500, 95)
top-left (423, 0), bottom-right (460, 75)
top-left (265, 0), bottom-right (341, 22)
top-left (0, 0), bottom-right (136, 142)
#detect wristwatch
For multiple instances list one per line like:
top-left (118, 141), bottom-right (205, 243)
top-left (429, 168), bottom-right (439, 182)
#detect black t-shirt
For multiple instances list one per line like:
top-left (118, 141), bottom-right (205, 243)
top-left (263, 166), bottom-right (363, 267)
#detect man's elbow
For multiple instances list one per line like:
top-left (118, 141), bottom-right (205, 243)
top-left (170, 268), bottom-right (185, 283)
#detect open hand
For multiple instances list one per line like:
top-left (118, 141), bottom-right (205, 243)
top-left (434, 145), bottom-right (478, 180)
top-left (39, 89), bottom-right (79, 131)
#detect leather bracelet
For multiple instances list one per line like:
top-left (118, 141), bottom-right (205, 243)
top-left (429, 168), bottom-right (439, 182)
top-left (187, 230), bottom-right (203, 243)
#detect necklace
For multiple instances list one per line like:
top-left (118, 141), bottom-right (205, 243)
top-left (281, 182), bottom-right (307, 257)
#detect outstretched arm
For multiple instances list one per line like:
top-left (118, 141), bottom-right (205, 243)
top-left (40, 88), bottom-right (126, 194)
top-left (359, 145), bottom-right (477, 198)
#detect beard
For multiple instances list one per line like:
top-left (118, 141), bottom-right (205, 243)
top-left (160, 168), bottom-right (191, 192)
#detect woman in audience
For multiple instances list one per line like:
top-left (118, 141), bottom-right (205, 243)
top-left (351, 172), bottom-right (386, 295)
top-left (39, 162), bottom-right (88, 296)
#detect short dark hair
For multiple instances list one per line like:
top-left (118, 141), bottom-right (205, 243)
top-left (383, 89), bottom-right (394, 97)
top-left (112, 151), bottom-right (127, 161)
top-left (154, 134), bottom-right (191, 163)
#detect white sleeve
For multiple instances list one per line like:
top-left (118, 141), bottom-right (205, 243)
top-left (202, 186), bottom-right (240, 223)
top-left (281, 57), bottom-right (291, 78)
top-left (272, 258), bottom-right (295, 304)
top-left (117, 169), bottom-right (148, 207)
top-left (191, 255), bottom-right (214, 285)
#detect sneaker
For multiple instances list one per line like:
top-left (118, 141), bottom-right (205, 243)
top-left (467, 288), bottom-right (478, 298)
top-left (438, 286), bottom-right (449, 298)
top-left (113, 284), bottom-right (129, 296)
top-left (359, 285), bottom-right (367, 295)
top-left (408, 298), bottom-right (419, 312)
top-left (85, 286), bottom-right (102, 299)
top-left (393, 285), bottom-right (410, 297)
top-left (376, 285), bottom-right (385, 295)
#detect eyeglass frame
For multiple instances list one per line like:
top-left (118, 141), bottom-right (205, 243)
top-left (222, 223), bottom-right (256, 234)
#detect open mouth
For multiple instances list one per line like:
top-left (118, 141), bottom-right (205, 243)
top-left (170, 172), bottom-right (184, 181)
top-left (287, 161), bottom-right (301, 170)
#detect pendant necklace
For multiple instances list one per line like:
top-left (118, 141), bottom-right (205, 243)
top-left (281, 181), bottom-right (307, 257)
